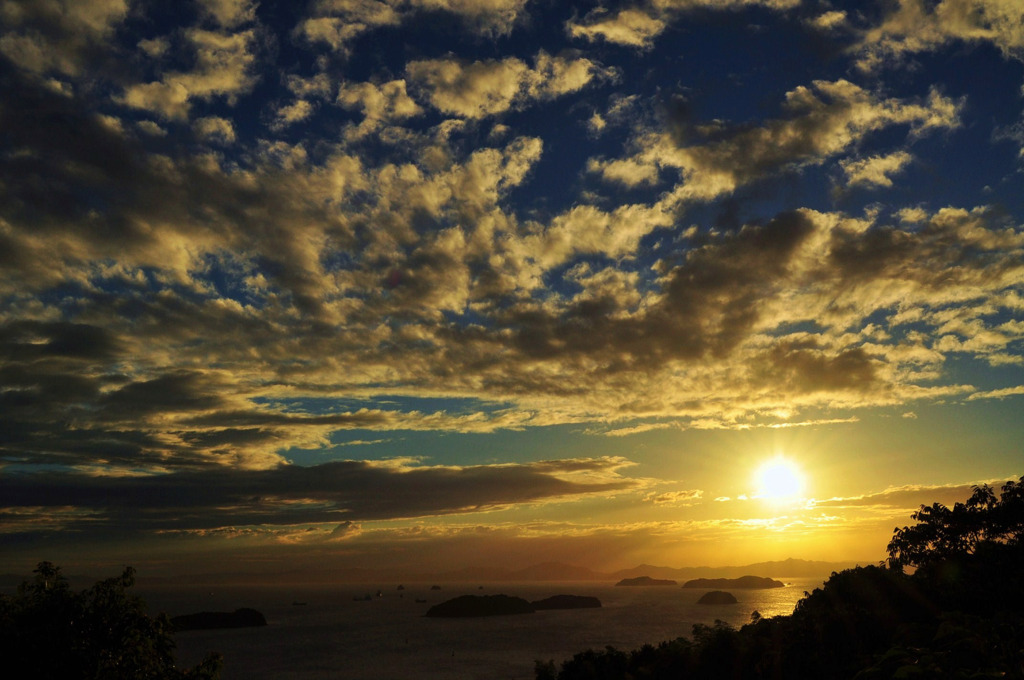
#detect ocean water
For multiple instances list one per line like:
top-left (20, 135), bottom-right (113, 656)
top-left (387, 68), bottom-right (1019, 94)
top-left (142, 578), bottom-right (824, 680)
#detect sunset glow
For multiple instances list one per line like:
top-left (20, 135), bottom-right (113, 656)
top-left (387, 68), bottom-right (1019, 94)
top-left (0, 0), bottom-right (1022, 581)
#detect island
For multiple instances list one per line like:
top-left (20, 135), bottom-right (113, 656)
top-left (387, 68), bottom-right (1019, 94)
top-left (615, 576), bottom-right (678, 586)
top-left (530, 594), bottom-right (601, 610)
top-left (425, 594), bottom-right (534, 617)
top-left (682, 575), bottom-right (785, 589)
top-left (697, 591), bottom-right (738, 605)
top-left (170, 608), bottom-right (267, 631)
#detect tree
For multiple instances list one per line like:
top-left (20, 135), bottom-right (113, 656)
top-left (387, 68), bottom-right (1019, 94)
top-left (886, 476), bottom-right (1024, 571)
top-left (0, 562), bottom-right (222, 680)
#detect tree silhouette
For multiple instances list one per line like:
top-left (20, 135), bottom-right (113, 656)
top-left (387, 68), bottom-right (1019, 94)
top-left (887, 476), bottom-right (1024, 570)
top-left (0, 562), bottom-right (222, 680)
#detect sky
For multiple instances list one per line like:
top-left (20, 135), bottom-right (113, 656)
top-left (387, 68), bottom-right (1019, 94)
top-left (1, 0), bottom-right (1023, 579)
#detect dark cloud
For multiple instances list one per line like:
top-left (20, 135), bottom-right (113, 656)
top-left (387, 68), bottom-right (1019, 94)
top-left (827, 223), bottom-right (918, 280)
top-left (754, 342), bottom-right (880, 395)
top-left (0, 321), bottom-right (122, 361)
top-left (0, 457), bottom-right (637, 536)
top-left (1, 195), bottom-right (1020, 475)
top-left (654, 210), bottom-right (817, 358)
top-left (488, 210), bottom-right (817, 369)
top-left (0, 0), bottom-right (129, 77)
top-left (98, 371), bottom-right (228, 419)
top-left (0, 59), bottom-right (148, 239)
top-left (0, 55), bottom-right (352, 319)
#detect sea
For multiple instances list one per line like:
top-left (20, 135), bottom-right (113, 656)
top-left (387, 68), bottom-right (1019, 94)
top-left (138, 577), bottom-right (826, 680)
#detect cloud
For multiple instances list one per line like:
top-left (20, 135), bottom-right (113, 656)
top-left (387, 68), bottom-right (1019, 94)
top-left (600, 422), bottom-right (678, 438)
top-left (406, 51), bottom-right (608, 119)
top-left (286, 72), bottom-right (333, 99)
top-left (0, 0), bottom-right (1022, 518)
top-left (138, 37), bottom-right (170, 58)
top-left (643, 489), bottom-right (704, 506)
top-left (566, 0), bottom-right (800, 48)
top-left (299, 0), bottom-right (401, 53)
top-left (856, 0), bottom-right (1024, 70)
top-left (299, 0), bottom-right (528, 53)
top-left (119, 28), bottom-right (259, 120)
top-left (439, 203), bottom-right (1022, 424)
top-left (136, 119), bottom-right (168, 136)
top-left (2, 44), bottom-right (1021, 467)
top-left (693, 417), bottom-right (861, 431)
top-left (586, 94), bottom-right (642, 138)
top-left (992, 115), bottom-right (1024, 158)
top-left (567, 8), bottom-right (667, 48)
top-left (410, 0), bottom-right (528, 35)
top-left (406, 56), bottom-right (527, 118)
top-left (967, 385), bottom-right (1024, 400)
top-left (199, 0), bottom-right (257, 28)
top-left (0, 0), bottom-right (128, 76)
top-left (840, 151), bottom-right (914, 188)
top-left (809, 10), bottom-right (848, 32)
top-left (809, 478), bottom-right (1021, 513)
top-left (193, 116), bottom-right (237, 144)
top-left (337, 79), bottom-right (422, 137)
top-left (508, 201), bottom-right (674, 278)
top-left (327, 520), bottom-right (362, 541)
top-left (271, 99), bottom-right (315, 129)
top-left (0, 457), bottom-right (640, 538)
top-left (590, 80), bottom-right (961, 201)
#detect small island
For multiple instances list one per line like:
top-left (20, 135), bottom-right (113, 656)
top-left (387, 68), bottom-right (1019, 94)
top-left (615, 576), bottom-right (678, 586)
top-left (697, 590), bottom-right (738, 605)
top-left (425, 594), bottom-right (534, 618)
top-left (682, 575), bottom-right (785, 589)
top-left (170, 608), bottom-right (267, 631)
top-left (531, 594), bottom-right (601, 610)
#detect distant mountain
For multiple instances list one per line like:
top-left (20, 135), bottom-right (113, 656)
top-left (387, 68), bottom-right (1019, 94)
top-left (682, 576), bottom-right (785, 589)
top-left (508, 562), bottom-right (604, 581)
top-left (93, 557), bottom-right (868, 588)
top-left (428, 558), bottom-right (861, 584)
top-left (425, 558), bottom-right (861, 583)
top-left (735, 558), bottom-right (864, 578)
top-left (609, 558), bottom-right (864, 582)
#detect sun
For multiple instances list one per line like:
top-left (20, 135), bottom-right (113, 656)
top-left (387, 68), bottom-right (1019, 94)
top-left (755, 458), bottom-right (805, 502)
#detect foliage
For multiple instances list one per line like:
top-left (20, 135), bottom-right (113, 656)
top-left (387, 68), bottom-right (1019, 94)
top-left (536, 478), bottom-right (1024, 680)
top-left (886, 477), bottom-right (1024, 570)
top-left (0, 561), bottom-right (222, 680)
